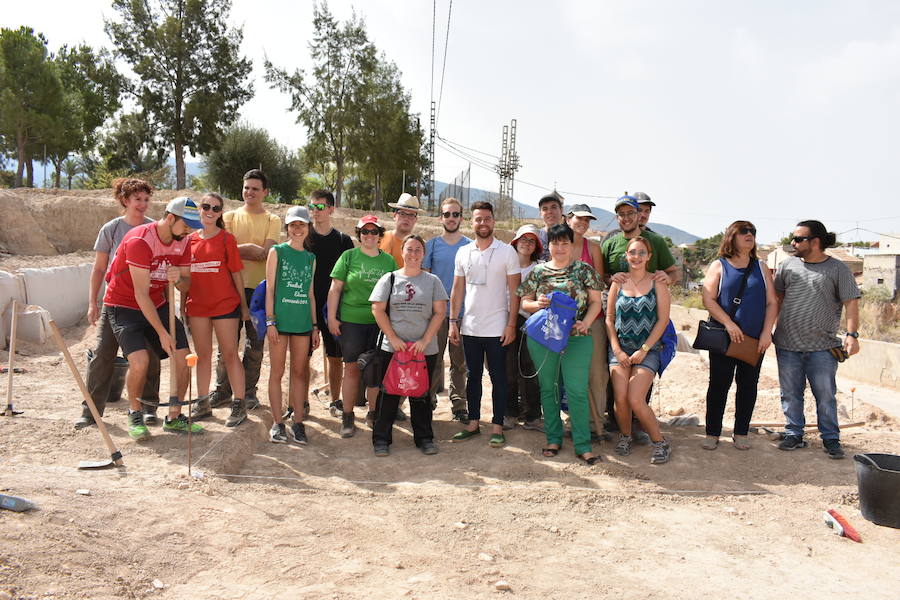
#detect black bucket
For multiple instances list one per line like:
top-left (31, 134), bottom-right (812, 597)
top-left (854, 453), bottom-right (900, 529)
top-left (86, 350), bottom-right (129, 404)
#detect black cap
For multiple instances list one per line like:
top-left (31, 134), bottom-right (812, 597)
top-left (538, 191), bottom-right (565, 207)
top-left (633, 191), bottom-right (655, 206)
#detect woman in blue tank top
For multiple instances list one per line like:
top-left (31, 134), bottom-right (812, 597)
top-left (605, 236), bottom-right (672, 464)
top-left (700, 221), bottom-right (778, 451)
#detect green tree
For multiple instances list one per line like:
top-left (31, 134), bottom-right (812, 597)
top-left (0, 26), bottom-right (65, 187)
top-left (203, 122), bottom-right (301, 202)
top-left (265, 1), bottom-right (376, 207)
top-left (105, 0), bottom-right (253, 189)
top-left (681, 232), bottom-right (724, 280)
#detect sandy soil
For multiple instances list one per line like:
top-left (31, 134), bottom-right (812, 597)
top-left (1, 319), bottom-right (899, 600)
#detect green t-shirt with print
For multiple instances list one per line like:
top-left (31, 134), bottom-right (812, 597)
top-left (601, 230), bottom-right (675, 275)
top-left (330, 247), bottom-right (398, 324)
top-left (273, 244), bottom-right (315, 334)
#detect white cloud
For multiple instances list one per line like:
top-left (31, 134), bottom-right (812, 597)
top-left (798, 26), bottom-right (900, 99)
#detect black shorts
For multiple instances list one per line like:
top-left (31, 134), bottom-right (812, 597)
top-left (105, 304), bottom-right (189, 359)
top-left (315, 303), bottom-right (342, 358)
top-left (277, 330), bottom-right (311, 337)
top-left (211, 304), bottom-right (241, 320)
top-left (340, 322), bottom-right (381, 364)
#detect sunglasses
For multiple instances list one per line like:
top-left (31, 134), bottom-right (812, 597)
top-left (627, 249), bottom-right (648, 257)
top-left (739, 227), bottom-right (757, 236)
top-left (792, 235), bottom-right (813, 243)
top-left (360, 228), bottom-right (380, 236)
top-left (201, 203), bottom-right (223, 213)
top-left (309, 202), bottom-right (328, 211)
top-left (441, 211), bottom-right (462, 218)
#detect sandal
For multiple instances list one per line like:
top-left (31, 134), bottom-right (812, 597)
top-left (576, 453), bottom-right (602, 465)
top-left (732, 435), bottom-right (751, 451)
top-left (541, 446), bottom-right (560, 457)
top-left (701, 436), bottom-right (719, 450)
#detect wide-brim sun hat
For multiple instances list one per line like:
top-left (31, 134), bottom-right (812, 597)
top-left (511, 223), bottom-right (543, 254)
top-left (165, 196), bottom-right (203, 229)
top-left (567, 203), bottom-right (596, 220)
top-left (387, 193), bottom-right (426, 213)
top-left (285, 205), bottom-right (310, 224)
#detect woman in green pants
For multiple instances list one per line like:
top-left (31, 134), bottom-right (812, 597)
top-left (518, 224), bottom-right (603, 464)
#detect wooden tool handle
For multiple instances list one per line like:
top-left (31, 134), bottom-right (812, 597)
top-left (5, 300), bottom-right (18, 413)
top-left (168, 281), bottom-right (177, 395)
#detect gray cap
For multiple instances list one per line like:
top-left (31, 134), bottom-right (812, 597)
top-left (285, 205), bottom-right (310, 224)
top-left (633, 191), bottom-right (655, 206)
top-left (566, 203), bottom-right (596, 220)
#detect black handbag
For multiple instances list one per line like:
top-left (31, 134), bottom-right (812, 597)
top-left (692, 260), bottom-right (753, 354)
top-left (359, 272), bottom-right (394, 386)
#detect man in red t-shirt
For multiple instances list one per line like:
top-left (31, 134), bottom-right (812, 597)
top-left (103, 197), bottom-right (204, 440)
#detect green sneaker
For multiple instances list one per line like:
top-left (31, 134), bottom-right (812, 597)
top-left (163, 414), bottom-right (204, 434)
top-left (128, 411), bottom-right (150, 441)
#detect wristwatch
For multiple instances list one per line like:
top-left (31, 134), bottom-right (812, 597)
top-left (846, 331), bottom-right (859, 339)
top-left (641, 343), bottom-right (650, 352)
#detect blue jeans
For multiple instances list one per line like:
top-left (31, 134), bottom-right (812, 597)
top-left (776, 348), bottom-right (840, 440)
top-left (462, 335), bottom-right (507, 426)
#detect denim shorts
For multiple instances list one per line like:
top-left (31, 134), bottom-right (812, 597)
top-left (607, 342), bottom-right (661, 375)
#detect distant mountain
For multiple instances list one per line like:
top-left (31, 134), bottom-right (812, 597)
top-left (433, 180), bottom-right (700, 246)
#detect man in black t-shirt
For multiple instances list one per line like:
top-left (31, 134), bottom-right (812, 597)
top-left (307, 190), bottom-right (355, 412)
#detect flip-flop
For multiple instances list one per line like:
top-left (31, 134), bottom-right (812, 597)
top-left (732, 435), bottom-right (751, 451)
top-left (576, 453), bottom-right (602, 465)
top-left (541, 447), bottom-right (560, 457)
top-left (702, 436), bottom-right (719, 450)
top-left (452, 428), bottom-right (481, 442)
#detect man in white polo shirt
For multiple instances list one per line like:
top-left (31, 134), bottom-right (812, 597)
top-left (448, 201), bottom-right (521, 448)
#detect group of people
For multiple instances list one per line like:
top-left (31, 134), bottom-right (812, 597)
top-left (77, 169), bottom-right (862, 464)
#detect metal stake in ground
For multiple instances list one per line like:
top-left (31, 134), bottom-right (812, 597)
top-left (48, 318), bottom-right (123, 468)
top-left (186, 352), bottom-right (198, 476)
top-left (2, 299), bottom-right (23, 416)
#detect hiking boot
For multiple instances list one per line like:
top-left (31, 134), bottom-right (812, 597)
top-left (191, 395), bottom-right (213, 420)
top-left (208, 390), bottom-right (232, 408)
top-left (340, 413), bottom-right (356, 438)
top-left (394, 408), bottom-right (408, 422)
top-left (270, 422), bottom-right (288, 443)
top-left (778, 434), bottom-right (807, 451)
top-left (366, 410), bottom-right (377, 429)
top-left (163, 414), bottom-right (204, 434)
top-left (451, 410), bottom-right (470, 424)
top-left (142, 408), bottom-right (158, 426)
top-left (615, 434), bottom-right (633, 456)
top-left (374, 443), bottom-right (390, 457)
top-left (420, 440), bottom-right (439, 455)
top-left (650, 438), bottom-right (672, 464)
top-left (74, 408), bottom-right (96, 430)
top-left (502, 416), bottom-right (517, 431)
top-left (225, 399), bottom-right (247, 428)
top-left (245, 393), bottom-right (260, 411)
top-left (823, 438), bottom-right (845, 459)
top-left (291, 422), bottom-right (308, 446)
top-left (128, 411), bottom-right (150, 441)
top-left (522, 418), bottom-right (544, 432)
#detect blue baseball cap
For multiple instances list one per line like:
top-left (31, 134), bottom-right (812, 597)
top-left (614, 196), bottom-right (640, 212)
top-left (166, 196), bottom-right (203, 229)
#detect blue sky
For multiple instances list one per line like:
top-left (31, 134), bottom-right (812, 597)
top-left (5, 1), bottom-right (900, 243)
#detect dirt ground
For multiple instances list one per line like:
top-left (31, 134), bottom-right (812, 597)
top-left (2, 317), bottom-right (899, 600)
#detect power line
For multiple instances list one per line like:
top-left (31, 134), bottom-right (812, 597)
top-left (436, 0), bottom-right (453, 125)
top-left (437, 135), bottom-right (499, 159)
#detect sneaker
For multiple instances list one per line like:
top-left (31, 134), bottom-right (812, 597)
top-left (270, 422), bottom-right (288, 443)
top-left (225, 399), bottom-right (247, 428)
top-left (451, 410), bottom-right (470, 424)
top-left (650, 438), bottom-right (672, 464)
top-left (823, 438), bottom-right (845, 459)
top-left (502, 416), bottom-right (517, 431)
top-left (374, 443), bottom-right (390, 457)
top-left (163, 414), bottom-right (204, 433)
top-left (632, 429), bottom-right (651, 446)
top-left (191, 395), bottom-right (213, 420)
top-left (291, 422), bottom-right (308, 446)
top-left (366, 410), bottom-right (377, 429)
top-left (128, 411), bottom-right (150, 441)
top-left (615, 434), bottom-right (633, 456)
top-left (420, 440), bottom-right (439, 455)
top-left (522, 418), bottom-right (544, 432)
top-left (142, 408), bottom-right (158, 426)
top-left (394, 408), bottom-right (408, 422)
top-left (340, 413), bottom-right (356, 438)
top-left (778, 434), bottom-right (808, 451)
top-left (74, 408), bottom-right (96, 430)
top-left (328, 400), bottom-right (343, 417)
top-left (208, 390), bottom-right (232, 408)
top-left (245, 393), bottom-right (260, 411)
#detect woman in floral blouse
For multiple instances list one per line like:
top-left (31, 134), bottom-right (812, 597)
top-left (518, 223), bottom-right (604, 464)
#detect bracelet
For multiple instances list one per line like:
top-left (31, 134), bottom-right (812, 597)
top-left (312, 324), bottom-right (319, 329)
top-left (449, 318), bottom-right (459, 323)
top-left (265, 319), bottom-right (277, 327)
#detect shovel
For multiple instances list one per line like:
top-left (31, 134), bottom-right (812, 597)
top-left (48, 318), bottom-right (123, 469)
top-left (2, 299), bottom-right (24, 416)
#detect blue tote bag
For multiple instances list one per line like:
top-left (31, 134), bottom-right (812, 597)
top-left (523, 290), bottom-right (578, 353)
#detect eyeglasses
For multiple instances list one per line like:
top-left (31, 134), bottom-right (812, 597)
top-left (360, 228), bottom-right (380, 236)
top-left (441, 211), bottom-right (461, 218)
top-left (792, 235), bottom-right (813, 243)
top-left (396, 210), bottom-right (418, 219)
top-left (309, 203), bottom-right (328, 211)
top-left (627, 249), bottom-right (648, 257)
top-left (516, 237), bottom-right (536, 245)
top-left (739, 227), bottom-right (757, 236)
top-left (201, 203), bottom-right (222, 213)
top-left (617, 211), bottom-right (638, 219)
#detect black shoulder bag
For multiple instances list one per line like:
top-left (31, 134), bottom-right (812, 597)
top-left (692, 260), bottom-right (753, 355)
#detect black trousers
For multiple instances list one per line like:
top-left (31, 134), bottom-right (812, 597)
top-left (705, 351), bottom-right (762, 437)
top-left (372, 350), bottom-right (437, 447)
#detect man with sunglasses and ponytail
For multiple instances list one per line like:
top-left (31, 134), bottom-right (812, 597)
top-left (307, 189), bottom-right (354, 415)
top-left (423, 197), bottom-right (472, 422)
top-left (208, 169), bottom-right (282, 415)
top-left (774, 220), bottom-right (860, 459)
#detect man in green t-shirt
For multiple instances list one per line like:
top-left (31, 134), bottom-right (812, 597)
top-left (601, 196), bottom-right (679, 286)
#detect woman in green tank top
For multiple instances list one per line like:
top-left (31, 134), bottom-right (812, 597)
top-left (264, 206), bottom-right (320, 445)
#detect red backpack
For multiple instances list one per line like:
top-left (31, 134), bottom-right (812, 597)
top-left (383, 343), bottom-right (429, 398)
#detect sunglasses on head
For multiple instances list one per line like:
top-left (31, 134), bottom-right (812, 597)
top-left (441, 211), bottom-right (461, 218)
top-left (201, 203), bottom-right (222, 213)
top-left (309, 202), bottom-right (328, 211)
top-left (360, 228), bottom-right (380, 236)
top-left (739, 226), bottom-right (757, 236)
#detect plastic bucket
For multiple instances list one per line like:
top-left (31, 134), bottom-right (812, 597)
top-left (854, 453), bottom-right (900, 529)
top-left (85, 350), bottom-right (129, 404)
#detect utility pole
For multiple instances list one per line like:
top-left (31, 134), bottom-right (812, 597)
top-left (495, 119), bottom-right (521, 220)
top-left (428, 100), bottom-right (436, 211)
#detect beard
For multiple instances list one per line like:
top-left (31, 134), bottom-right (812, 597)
top-left (443, 221), bottom-right (460, 233)
top-left (475, 226), bottom-right (493, 239)
top-left (172, 232), bottom-right (187, 241)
